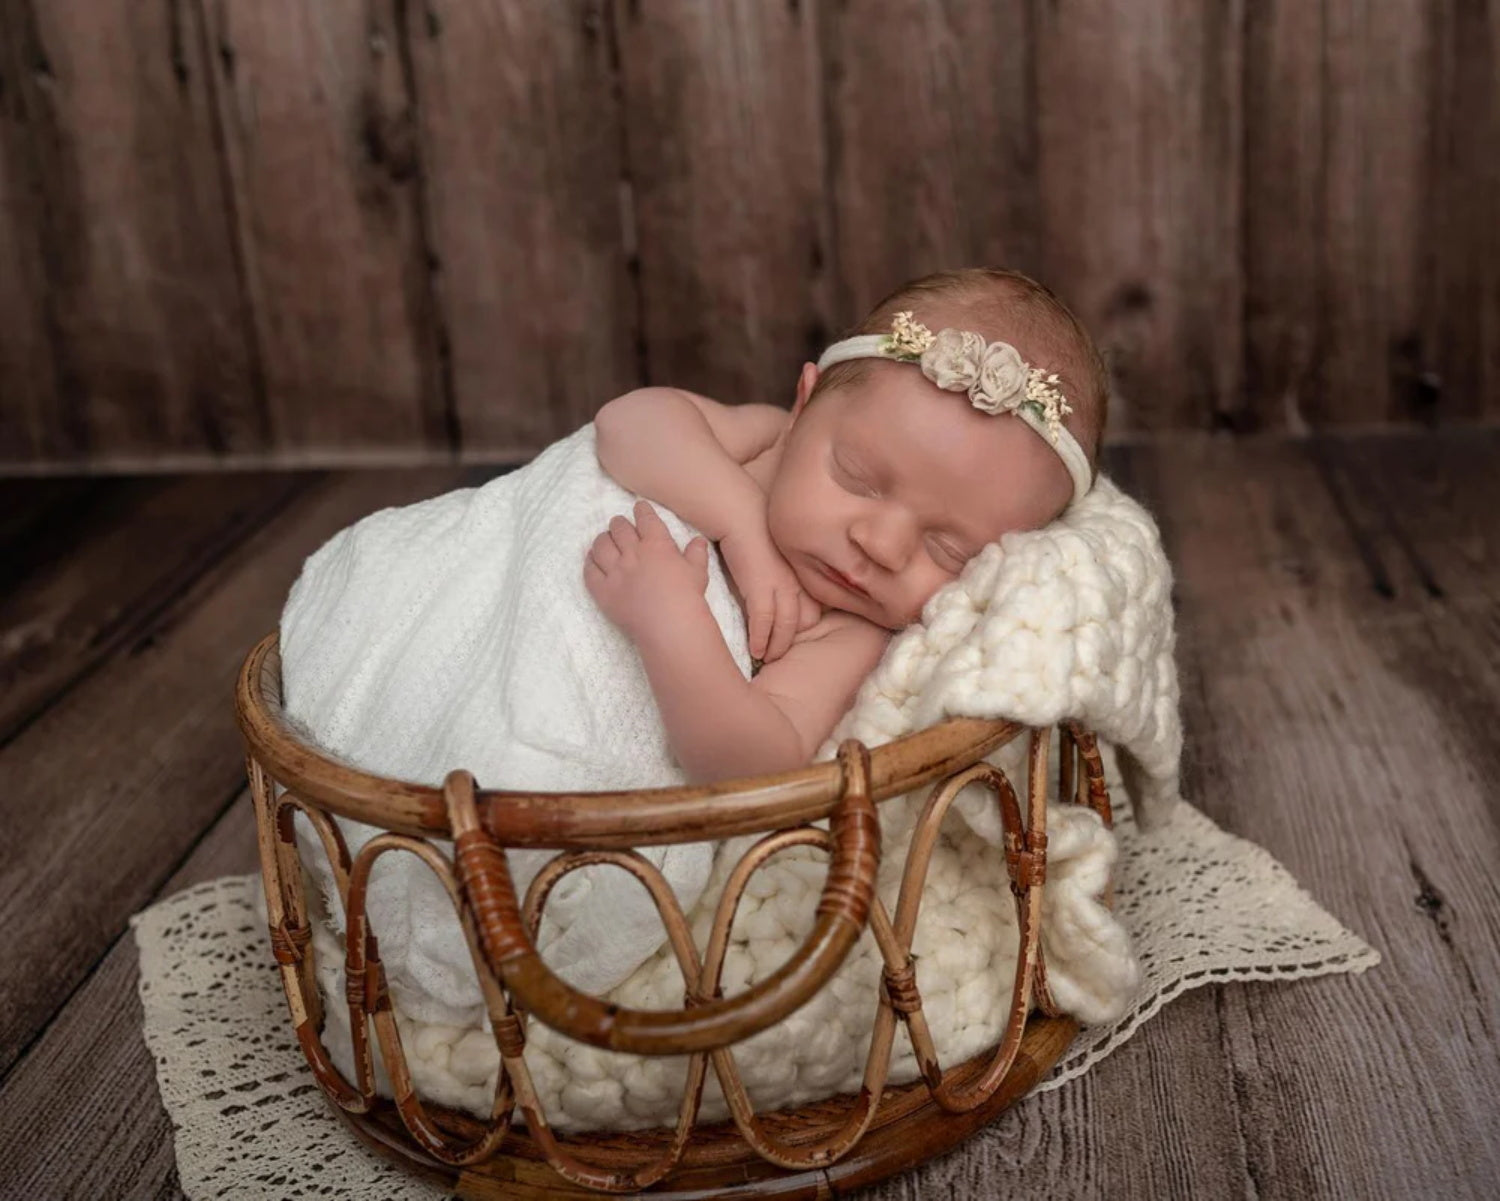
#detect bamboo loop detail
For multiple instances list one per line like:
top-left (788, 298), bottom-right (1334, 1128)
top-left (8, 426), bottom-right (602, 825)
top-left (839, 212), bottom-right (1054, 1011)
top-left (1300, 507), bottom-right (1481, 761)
top-left (234, 631), bottom-right (1116, 1193)
top-left (441, 746), bottom-right (881, 1056)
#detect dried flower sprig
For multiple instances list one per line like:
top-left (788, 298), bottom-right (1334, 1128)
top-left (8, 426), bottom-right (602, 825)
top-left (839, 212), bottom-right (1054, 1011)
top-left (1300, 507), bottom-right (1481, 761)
top-left (875, 311), bottom-right (1073, 442)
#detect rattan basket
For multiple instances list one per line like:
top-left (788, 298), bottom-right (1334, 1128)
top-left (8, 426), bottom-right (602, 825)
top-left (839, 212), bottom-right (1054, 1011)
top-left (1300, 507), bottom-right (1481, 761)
top-left (235, 630), bottom-right (1114, 1198)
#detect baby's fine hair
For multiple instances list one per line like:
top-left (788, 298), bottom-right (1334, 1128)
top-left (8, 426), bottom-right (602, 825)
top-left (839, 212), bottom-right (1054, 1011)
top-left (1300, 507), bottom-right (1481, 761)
top-left (810, 268), bottom-right (1110, 469)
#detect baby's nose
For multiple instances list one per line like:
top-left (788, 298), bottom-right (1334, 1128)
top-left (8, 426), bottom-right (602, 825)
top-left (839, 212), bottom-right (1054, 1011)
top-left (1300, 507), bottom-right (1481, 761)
top-left (852, 507), bottom-right (918, 571)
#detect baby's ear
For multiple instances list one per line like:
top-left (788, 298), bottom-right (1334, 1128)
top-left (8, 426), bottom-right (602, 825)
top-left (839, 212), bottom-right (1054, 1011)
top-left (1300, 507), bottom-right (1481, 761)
top-left (790, 362), bottom-right (819, 420)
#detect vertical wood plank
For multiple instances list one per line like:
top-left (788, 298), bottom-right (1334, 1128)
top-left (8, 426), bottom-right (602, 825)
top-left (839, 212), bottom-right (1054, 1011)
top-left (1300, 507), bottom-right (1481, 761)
top-left (821, 0), bottom-right (1040, 321)
top-left (1420, 0), bottom-right (1500, 425)
top-left (1033, 0), bottom-right (1244, 434)
top-left (0, 0), bottom-right (260, 467)
top-left (203, 0), bottom-right (449, 456)
top-left (1318, 0), bottom-right (1430, 427)
top-left (0, 15), bottom-right (59, 466)
top-left (1242, 0), bottom-right (1324, 433)
top-left (403, 0), bottom-right (636, 453)
top-left (613, 0), bottom-right (832, 408)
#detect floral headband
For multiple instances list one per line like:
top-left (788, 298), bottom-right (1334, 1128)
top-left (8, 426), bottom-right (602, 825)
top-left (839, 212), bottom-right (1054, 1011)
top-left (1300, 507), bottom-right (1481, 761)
top-left (815, 311), bottom-right (1093, 506)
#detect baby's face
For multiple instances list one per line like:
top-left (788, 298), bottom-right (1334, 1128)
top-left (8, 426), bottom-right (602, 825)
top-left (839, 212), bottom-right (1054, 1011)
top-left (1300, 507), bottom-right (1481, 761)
top-left (766, 363), bottom-right (1073, 629)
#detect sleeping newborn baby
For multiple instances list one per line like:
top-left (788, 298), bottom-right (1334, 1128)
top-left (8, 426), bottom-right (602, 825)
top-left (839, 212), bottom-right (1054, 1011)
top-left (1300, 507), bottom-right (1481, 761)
top-left (279, 265), bottom-right (1111, 1024)
top-left (586, 266), bottom-right (1108, 782)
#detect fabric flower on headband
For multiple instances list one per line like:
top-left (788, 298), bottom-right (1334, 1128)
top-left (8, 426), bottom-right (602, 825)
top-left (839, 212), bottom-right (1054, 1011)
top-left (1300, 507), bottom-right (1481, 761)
top-left (878, 311), bottom-right (1073, 442)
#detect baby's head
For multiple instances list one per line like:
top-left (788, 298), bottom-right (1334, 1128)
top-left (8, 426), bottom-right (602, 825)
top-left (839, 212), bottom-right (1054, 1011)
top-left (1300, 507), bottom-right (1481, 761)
top-left (766, 268), bottom-right (1109, 630)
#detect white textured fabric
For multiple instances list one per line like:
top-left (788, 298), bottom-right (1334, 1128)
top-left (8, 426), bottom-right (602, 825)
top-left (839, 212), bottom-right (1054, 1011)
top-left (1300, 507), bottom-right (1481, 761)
top-left (131, 786), bottom-right (1381, 1199)
top-left (277, 424), bottom-right (753, 1022)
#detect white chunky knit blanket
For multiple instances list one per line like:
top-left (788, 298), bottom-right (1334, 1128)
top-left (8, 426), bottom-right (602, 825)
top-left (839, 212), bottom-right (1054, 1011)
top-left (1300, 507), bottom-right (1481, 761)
top-left (279, 421), bottom-right (1183, 1131)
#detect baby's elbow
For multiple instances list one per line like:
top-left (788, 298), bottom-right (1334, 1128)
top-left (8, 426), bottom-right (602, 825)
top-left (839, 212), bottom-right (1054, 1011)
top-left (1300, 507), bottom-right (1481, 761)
top-left (592, 392), bottom-right (634, 461)
top-left (596, 387), bottom-right (675, 432)
top-left (595, 388), bottom-right (670, 470)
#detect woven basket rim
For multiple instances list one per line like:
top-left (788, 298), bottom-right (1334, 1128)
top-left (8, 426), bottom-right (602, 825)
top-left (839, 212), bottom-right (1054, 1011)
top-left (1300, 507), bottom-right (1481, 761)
top-left (235, 631), bottom-right (1024, 847)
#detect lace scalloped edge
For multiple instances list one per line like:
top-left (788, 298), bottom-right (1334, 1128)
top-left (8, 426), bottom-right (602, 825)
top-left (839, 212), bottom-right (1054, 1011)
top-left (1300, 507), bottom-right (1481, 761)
top-left (1037, 945), bottom-right (1384, 1093)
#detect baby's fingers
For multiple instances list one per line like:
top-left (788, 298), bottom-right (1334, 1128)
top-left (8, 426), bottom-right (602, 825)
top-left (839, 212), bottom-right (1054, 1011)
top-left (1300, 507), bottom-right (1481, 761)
top-left (632, 500), bottom-right (671, 540)
top-left (607, 514), bottom-right (638, 549)
top-left (764, 588), bottom-right (798, 663)
top-left (589, 530), bottom-right (621, 569)
top-left (746, 600), bottom-right (770, 661)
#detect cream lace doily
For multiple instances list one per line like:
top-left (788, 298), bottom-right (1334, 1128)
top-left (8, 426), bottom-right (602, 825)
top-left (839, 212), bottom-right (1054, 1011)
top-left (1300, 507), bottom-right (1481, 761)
top-left (133, 797), bottom-right (1379, 1200)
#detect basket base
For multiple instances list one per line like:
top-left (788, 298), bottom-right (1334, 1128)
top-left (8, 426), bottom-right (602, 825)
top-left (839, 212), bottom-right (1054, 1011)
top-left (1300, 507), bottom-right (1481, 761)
top-left (331, 1016), bottom-right (1076, 1199)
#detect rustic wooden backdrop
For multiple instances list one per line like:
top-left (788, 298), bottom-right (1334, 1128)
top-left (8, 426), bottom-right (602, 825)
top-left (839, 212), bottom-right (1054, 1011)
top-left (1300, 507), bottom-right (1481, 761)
top-left (1, 0), bottom-right (1496, 473)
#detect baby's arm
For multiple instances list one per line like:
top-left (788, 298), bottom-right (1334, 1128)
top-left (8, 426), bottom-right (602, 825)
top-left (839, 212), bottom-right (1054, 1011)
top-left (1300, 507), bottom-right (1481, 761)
top-left (595, 388), bottom-right (817, 662)
top-left (594, 387), bottom-right (784, 542)
top-left (587, 499), bottom-right (889, 781)
top-left (636, 606), bottom-right (891, 784)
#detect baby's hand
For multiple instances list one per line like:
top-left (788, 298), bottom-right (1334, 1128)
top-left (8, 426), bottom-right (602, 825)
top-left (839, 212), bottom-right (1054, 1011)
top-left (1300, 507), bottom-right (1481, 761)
top-left (718, 528), bottom-right (822, 663)
top-left (585, 501), bottom-right (710, 641)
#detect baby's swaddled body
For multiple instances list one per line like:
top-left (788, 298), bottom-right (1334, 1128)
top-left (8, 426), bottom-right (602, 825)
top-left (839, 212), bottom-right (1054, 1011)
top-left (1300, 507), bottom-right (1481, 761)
top-left (279, 422), bottom-right (750, 1026)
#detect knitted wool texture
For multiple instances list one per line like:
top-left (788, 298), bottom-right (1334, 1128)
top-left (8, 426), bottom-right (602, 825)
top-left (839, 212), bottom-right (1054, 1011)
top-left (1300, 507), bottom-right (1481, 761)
top-left (826, 472), bottom-right (1182, 838)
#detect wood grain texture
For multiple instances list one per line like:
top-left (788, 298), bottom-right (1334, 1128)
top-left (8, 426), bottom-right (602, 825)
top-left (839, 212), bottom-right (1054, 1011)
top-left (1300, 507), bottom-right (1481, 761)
top-left (0, 796), bottom-right (258, 1201)
top-left (0, 472), bottom-right (306, 746)
top-left (1120, 433), bottom-right (1500, 1197)
top-left (0, 19), bottom-right (61, 466)
top-left (1033, 0), bottom-right (1244, 435)
top-left (202, 0), bottom-right (449, 455)
top-left (869, 989), bottom-right (1260, 1200)
top-left (3, 1), bottom-right (1499, 471)
top-left (0, 465), bottom-right (471, 1079)
top-left (613, 0), bottom-right (832, 407)
top-left (821, 0), bottom-right (1040, 322)
top-left (1419, 1), bottom-right (1500, 426)
top-left (1318, 0), bottom-right (1430, 428)
top-left (1242, 0), bottom-right (1324, 434)
top-left (0, 0), bottom-right (260, 467)
top-left (404, 0), bottom-right (637, 453)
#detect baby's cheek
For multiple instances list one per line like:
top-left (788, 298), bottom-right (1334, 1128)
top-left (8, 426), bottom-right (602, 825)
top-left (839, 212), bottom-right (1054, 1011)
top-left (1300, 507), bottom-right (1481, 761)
top-left (900, 561), bottom-right (962, 626)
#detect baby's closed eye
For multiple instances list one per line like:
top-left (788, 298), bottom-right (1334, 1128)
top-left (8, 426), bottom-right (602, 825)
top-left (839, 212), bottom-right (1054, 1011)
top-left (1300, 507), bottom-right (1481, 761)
top-left (832, 448), bottom-right (972, 572)
top-left (927, 535), bottom-right (970, 571)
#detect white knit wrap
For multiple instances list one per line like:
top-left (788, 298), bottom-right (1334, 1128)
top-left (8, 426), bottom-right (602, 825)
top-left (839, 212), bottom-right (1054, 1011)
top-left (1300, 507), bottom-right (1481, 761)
top-left (279, 425), bottom-right (752, 1023)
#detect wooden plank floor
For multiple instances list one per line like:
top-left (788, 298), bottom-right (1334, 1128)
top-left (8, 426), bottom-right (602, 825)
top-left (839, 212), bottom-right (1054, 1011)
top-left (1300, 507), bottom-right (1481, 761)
top-left (1, 431), bottom-right (1497, 1199)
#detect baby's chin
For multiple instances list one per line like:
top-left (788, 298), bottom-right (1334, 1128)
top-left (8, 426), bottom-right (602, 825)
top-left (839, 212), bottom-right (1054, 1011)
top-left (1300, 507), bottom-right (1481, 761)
top-left (824, 588), bottom-right (910, 632)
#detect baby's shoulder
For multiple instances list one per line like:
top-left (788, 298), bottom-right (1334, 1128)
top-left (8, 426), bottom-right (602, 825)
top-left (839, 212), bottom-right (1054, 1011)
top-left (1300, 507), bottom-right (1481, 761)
top-left (670, 389), bottom-right (788, 467)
